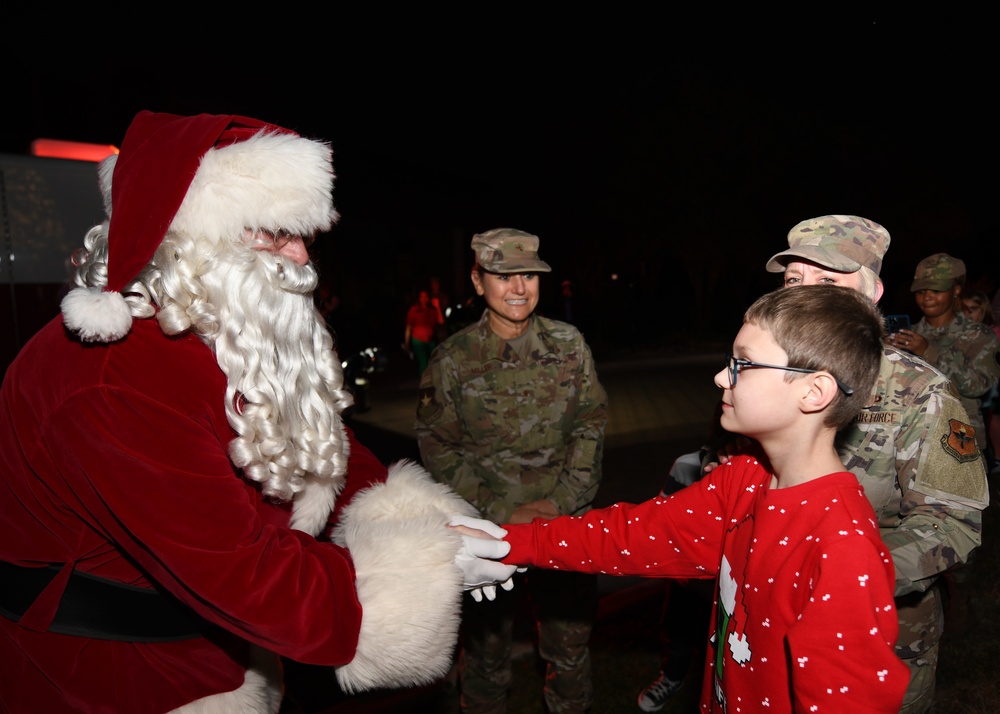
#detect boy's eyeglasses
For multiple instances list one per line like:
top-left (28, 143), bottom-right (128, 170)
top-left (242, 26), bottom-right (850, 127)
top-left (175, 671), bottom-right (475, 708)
top-left (724, 353), bottom-right (854, 395)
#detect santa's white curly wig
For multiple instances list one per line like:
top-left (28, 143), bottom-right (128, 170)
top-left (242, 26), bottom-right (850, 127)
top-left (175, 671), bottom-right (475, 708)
top-left (62, 112), bottom-right (352, 518)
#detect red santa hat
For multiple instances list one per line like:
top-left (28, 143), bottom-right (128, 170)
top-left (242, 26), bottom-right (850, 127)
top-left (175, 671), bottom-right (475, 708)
top-left (61, 110), bottom-right (338, 342)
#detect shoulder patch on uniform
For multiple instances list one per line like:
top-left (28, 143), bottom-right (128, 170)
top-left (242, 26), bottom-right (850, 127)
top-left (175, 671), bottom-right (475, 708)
top-left (416, 387), bottom-right (443, 423)
top-left (940, 418), bottom-right (980, 463)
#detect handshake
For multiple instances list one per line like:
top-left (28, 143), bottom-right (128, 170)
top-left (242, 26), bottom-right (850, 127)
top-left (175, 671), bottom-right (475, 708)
top-left (449, 515), bottom-right (523, 602)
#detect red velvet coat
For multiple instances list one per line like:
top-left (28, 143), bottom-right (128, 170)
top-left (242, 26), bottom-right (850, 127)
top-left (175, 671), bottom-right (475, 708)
top-left (0, 316), bottom-right (475, 713)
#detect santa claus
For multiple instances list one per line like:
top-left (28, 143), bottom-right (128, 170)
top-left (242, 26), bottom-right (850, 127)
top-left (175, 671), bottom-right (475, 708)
top-left (0, 111), bottom-right (514, 713)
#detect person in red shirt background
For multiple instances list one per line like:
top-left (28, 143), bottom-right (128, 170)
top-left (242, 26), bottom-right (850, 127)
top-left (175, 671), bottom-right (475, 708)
top-left (404, 287), bottom-right (445, 378)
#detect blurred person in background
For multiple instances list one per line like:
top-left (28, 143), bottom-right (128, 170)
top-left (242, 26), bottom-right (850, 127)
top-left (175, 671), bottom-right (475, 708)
top-left (416, 228), bottom-right (607, 714)
top-left (429, 275), bottom-right (451, 341)
top-left (404, 287), bottom-right (445, 378)
top-left (961, 289), bottom-right (1000, 472)
top-left (961, 289), bottom-right (997, 328)
top-left (888, 253), bottom-right (1000, 455)
top-left (889, 253), bottom-right (1000, 644)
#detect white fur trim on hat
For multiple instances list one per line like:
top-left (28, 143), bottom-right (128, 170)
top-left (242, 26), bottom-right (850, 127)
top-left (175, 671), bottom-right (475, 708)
top-left (71, 120), bottom-right (337, 345)
top-left (168, 131), bottom-right (338, 243)
top-left (61, 286), bottom-right (133, 343)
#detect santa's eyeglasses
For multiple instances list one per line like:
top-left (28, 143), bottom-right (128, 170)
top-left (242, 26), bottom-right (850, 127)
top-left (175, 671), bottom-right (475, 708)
top-left (247, 228), bottom-right (316, 250)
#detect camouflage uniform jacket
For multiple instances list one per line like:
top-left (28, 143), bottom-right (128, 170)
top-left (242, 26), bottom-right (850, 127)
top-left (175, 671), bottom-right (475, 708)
top-left (415, 311), bottom-right (608, 524)
top-left (913, 312), bottom-right (1000, 449)
top-left (838, 345), bottom-right (989, 597)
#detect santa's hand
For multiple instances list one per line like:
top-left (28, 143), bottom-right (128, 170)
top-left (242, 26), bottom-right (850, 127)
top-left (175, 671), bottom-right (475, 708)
top-left (468, 584), bottom-right (491, 603)
top-left (454, 534), bottom-right (516, 589)
top-left (450, 518), bottom-right (517, 597)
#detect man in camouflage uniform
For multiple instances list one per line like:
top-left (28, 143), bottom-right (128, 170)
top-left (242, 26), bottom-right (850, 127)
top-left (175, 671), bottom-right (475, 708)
top-left (415, 228), bottom-right (608, 714)
top-left (889, 252), bottom-right (1000, 451)
top-left (764, 215), bottom-right (990, 714)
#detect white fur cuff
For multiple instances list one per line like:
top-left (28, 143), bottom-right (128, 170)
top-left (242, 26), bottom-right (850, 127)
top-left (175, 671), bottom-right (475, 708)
top-left (331, 460), bottom-right (478, 692)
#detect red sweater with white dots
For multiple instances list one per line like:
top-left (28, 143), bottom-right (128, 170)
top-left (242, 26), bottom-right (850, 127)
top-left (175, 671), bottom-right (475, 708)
top-left (503, 454), bottom-right (909, 714)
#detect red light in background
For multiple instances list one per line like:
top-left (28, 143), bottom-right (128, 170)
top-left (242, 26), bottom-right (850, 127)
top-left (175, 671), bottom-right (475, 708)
top-left (30, 139), bottom-right (119, 163)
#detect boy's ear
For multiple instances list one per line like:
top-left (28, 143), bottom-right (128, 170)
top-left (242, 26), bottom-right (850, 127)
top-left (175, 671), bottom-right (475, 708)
top-left (800, 372), bottom-right (840, 415)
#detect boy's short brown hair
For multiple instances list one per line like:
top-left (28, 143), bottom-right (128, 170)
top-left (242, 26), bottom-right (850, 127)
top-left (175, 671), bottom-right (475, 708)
top-left (744, 285), bottom-right (884, 429)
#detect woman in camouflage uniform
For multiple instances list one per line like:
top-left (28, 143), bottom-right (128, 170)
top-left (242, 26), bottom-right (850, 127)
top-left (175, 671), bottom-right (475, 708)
top-left (890, 253), bottom-right (1000, 452)
top-left (415, 228), bottom-right (608, 714)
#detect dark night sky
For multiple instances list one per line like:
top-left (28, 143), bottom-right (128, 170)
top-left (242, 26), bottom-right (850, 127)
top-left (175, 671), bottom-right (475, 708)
top-left (1, 15), bottom-right (994, 351)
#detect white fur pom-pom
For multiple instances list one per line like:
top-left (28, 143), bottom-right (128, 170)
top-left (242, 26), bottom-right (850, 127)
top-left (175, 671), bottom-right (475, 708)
top-left (60, 286), bottom-right (133, 343)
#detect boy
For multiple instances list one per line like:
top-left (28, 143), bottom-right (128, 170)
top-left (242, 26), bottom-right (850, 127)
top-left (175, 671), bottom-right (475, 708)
top-left (501, 285), bottom-right (910, 713)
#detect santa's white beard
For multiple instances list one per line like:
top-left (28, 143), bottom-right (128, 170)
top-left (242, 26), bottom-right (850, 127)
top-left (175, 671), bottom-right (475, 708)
top-left (192, 248), bottom-right (353, 502)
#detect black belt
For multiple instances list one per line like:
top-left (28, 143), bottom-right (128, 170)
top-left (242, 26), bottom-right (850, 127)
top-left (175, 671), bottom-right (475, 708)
top-left (0, 561), bottom-right (211, 642)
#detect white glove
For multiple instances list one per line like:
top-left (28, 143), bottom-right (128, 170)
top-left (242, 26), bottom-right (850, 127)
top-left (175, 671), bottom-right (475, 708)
top-left (449, 514), bottom-right (508, 539)
top-left (449, 515), bottom-right (518, 601)
top-left (468, 574), bottom-right (518, 603)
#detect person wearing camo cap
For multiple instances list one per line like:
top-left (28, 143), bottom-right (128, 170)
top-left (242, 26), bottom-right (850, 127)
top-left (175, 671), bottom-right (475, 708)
top-left (415, 227), bottom-right (608, 713)
top-left (888, 252), bottom-right (1000, 453)
top-left (757, 216), bottom-right (989, 714)
top-left (895, 252), bottom-right (1000, 655)
top-left (666, 216), bottom-right (991, 714)
top-left (636, 215), bottom-right (929, 714)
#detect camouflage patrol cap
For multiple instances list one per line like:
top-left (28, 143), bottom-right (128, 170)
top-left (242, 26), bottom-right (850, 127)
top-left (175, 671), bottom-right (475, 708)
top-left (471, 228), bottom-right (552, 274)
top-left (911, 253), bottom-right (966, 292)
top-left (765, 215), bottom-right (891, 275)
